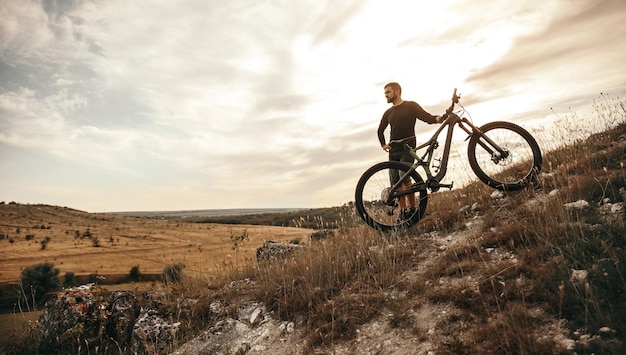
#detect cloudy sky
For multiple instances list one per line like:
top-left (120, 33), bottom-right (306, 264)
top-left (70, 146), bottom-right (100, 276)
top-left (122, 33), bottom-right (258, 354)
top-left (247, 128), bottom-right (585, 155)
top-left (1, 0), bottom-right (625, 212)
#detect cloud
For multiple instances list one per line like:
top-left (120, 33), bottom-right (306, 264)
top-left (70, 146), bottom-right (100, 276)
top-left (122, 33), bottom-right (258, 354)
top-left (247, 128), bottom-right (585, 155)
top-left (1, 0), bottom-right (626, 211)
top-left (467, 0), bottom-right (626, 104)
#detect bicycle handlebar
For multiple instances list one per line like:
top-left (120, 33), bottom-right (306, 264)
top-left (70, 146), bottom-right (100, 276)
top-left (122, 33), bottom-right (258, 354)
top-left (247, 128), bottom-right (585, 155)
top-left (442, 88), bottom-right (460, 119)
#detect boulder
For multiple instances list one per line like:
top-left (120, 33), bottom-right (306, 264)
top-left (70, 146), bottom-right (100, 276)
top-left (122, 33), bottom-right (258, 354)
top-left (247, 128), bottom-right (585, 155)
top-left (256, 240), bottom-right (305, 264)
top-left (38, 285), bottom-right (104, 353)
top-left (106, 290), bottom-right (140, 348)
top-left (38, 286), bottom-right (140, 354)
top-left (130, 307), bottom-right (181, 354)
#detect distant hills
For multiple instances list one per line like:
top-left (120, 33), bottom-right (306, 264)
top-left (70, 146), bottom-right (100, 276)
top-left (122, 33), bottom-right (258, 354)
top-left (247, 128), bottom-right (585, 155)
top-left (105, 207), bottom-right (308, 219)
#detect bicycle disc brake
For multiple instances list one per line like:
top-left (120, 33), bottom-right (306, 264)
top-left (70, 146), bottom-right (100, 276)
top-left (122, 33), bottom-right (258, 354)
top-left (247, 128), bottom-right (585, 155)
top-left (491, 149), bottom-right (512, 165)
top-left (381, 187), bottom-right (398, 207)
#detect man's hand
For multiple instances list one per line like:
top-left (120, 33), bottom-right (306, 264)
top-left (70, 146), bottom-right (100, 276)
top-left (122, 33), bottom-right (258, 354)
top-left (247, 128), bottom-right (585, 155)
top-left (382, 144), bottom-right (390, 152)
top-left (435, 115), bottom-right (443, 124)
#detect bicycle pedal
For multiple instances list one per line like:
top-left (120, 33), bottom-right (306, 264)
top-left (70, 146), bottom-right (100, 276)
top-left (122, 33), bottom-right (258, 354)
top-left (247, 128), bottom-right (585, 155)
top-left (439, 182), bottom-right (454, 190)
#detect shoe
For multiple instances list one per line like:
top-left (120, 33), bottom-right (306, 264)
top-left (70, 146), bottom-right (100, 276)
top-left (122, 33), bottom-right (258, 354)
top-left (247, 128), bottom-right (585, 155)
top-left (397, 208), bottom-right (417, 223)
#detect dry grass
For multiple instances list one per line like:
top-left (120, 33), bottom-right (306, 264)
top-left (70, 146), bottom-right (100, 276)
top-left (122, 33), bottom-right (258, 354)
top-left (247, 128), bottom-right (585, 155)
top-left (0, 206), bottom-right (312, 286)
top-left (247, 95), bottom-right (626, 353)
top-left (3, 94), bottom-right (626, 354)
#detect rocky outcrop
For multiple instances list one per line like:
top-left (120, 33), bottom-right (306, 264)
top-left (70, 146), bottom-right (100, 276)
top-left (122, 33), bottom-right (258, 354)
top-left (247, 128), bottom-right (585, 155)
top-left (130, 307), bottom-right (180, 354)
top-left (106, 290), bottom-right (140, 346)
top-left (171, 301), bottom-right (296, 354)
top-left (37, 283), bottom-right (299, 354)
top-left (256, 240), bottom-right (305, 263)
top-left (39, 286), bottom-right (142, 354)
top-left (39, 284), bottom-right (103, 352)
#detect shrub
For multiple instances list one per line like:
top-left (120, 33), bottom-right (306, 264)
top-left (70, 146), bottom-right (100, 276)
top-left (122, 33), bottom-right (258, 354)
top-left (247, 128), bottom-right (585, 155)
top-left (19, 262), bottom-right (61, 304)
top-left (129, 265), bottom-right (141, 281)
top-left (163, 263), bottom-right (184, 284)
top-left (40, 236), bottom-right (50, 250)
top-left (64, 272), bottom-right (76, 287)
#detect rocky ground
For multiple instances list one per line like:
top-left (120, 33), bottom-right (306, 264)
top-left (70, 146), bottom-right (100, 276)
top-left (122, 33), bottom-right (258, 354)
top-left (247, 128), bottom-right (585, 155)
top-left (35, 185), bottom-right (623, 354)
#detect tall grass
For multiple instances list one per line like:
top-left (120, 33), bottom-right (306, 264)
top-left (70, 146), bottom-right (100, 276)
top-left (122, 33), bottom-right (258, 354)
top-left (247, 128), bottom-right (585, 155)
top-left (5, 94), bottom-right (625, 354)
top-left (251, 94), bottom-right (626, 352)
top-left (255, 229), bottom-right (405, 346)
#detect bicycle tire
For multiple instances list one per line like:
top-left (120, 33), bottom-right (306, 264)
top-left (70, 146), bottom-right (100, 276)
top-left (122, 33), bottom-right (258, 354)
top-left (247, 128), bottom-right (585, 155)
top-left (355, 161), bottom-right (428, 231)
top-left (467, 121), bottom-right (542, 191)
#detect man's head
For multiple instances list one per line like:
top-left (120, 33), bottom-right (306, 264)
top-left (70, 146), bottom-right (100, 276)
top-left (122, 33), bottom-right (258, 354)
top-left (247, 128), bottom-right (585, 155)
top-left (384, 82), bottom-right (402, 104)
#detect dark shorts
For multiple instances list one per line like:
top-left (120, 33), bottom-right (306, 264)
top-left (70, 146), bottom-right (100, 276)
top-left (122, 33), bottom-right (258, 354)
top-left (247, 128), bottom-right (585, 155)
top-left (389, 150), bottom-right (415, 185)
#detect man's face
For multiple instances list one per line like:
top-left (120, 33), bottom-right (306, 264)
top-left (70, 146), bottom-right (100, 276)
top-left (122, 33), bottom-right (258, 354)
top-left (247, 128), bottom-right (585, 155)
top-left (384, 87), bottom-right (397, 103)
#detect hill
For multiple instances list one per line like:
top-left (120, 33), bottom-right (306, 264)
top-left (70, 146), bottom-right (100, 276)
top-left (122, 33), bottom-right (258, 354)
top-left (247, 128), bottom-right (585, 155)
top-left (3, 116), bottom-right (626, 353)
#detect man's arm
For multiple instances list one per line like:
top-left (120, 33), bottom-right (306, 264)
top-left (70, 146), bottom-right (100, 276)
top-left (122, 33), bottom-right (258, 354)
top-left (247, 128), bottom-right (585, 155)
top-left (413, 101), bottom-right (439, 124)
top-left (377, 117), bottom-right (389, 148)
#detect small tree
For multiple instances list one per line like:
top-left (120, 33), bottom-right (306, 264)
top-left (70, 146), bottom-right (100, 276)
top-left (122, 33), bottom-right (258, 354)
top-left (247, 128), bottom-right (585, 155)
top-left (19, 262), bottom-right (61, 305)
top-left (129, 265), bottom-right (141, 281)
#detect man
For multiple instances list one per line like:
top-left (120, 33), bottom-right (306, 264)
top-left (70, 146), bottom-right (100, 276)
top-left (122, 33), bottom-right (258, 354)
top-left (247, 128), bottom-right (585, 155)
top-left (377, 82), bottom-right (442, 219)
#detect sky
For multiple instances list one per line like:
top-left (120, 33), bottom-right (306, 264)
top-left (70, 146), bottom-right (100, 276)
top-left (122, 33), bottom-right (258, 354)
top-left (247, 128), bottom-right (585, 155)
top-left (1, 0), bottom-right (626, 212)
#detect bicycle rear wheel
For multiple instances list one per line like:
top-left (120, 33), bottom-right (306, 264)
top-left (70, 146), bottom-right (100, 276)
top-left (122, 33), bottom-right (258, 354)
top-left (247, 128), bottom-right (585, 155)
top-left (355, 161), bottom-right (428, 231)
top-left (468, 121), bottom-right (542, 191)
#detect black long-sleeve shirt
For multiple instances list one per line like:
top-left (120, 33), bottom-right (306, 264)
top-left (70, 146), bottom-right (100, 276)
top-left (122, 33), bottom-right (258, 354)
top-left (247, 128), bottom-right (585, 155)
top-left (377, 101), bottom-right (437, 153)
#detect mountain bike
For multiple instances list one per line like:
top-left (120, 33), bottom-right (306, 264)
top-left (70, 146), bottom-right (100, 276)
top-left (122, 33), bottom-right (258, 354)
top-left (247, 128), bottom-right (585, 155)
top-left (355, 89), bottom-right (542, 231)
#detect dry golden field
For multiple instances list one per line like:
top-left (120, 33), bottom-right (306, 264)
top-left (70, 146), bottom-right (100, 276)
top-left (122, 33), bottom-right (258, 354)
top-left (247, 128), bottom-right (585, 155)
top-left (0, 203), bottom-right (313, 285)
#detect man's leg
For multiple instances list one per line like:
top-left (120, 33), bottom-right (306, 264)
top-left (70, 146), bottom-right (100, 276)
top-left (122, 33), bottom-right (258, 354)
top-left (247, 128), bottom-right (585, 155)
top-left (399, 153), bottom-right (416, 209)
top-left (404, 181), bottom-right (417, 208)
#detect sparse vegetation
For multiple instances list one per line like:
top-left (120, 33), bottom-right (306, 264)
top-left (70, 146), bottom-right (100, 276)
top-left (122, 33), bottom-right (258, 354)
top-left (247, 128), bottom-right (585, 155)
top-left (193, 206), bottom-right (355, 229)
top-left (129, 265), bottom-right (141, 281)
top-left (18, 262), bottom-right (61, 307)
top-left (1, 95), bottom-right (625, 353)
top-left (63, 272), bottom-right (76, 287)
top-left (163, 262), bottom-right (185, 284)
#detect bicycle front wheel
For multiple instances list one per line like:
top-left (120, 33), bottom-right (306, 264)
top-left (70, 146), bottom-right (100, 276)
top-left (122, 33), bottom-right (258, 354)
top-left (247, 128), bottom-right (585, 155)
top-left (355, 161), bottom-right (428, 231)
top-left (468, 121), bottom-right (542, 191)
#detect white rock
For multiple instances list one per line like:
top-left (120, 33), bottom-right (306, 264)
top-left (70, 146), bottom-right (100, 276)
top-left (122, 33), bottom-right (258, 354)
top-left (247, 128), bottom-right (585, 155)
top-left (571, 269), bottom-right (588, 283)
top-left (611, 203), bottom-right (623, 214)
top-left (599, 326), bottom-right (616, 334)
top-left (490, 191), bottom-right (505, 200)
top-left (250, 307), bottom-right (262, 325)
top-left (564, 200), bottom-right (589, 209)
top-left (554, 334), bottom-right (575, 350)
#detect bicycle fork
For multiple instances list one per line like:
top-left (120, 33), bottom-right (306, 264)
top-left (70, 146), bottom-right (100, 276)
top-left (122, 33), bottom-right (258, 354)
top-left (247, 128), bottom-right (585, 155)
top-left (459, 119), bottom-right (510, 163)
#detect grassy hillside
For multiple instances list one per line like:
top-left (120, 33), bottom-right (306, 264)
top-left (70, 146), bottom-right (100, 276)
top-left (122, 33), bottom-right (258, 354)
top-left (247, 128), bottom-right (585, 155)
top-left (245, 119), bottom-right (626, 353)
top-left (190, 206), bottom-right (356, 229)
top-left (3, 96), bottom-right (626, 353)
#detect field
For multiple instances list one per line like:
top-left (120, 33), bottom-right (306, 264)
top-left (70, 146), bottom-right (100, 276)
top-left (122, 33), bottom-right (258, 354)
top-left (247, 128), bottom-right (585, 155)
top-left (0, 204), bottom-right (316, 348)
top-left (0, 204), bottom-right (313, 287)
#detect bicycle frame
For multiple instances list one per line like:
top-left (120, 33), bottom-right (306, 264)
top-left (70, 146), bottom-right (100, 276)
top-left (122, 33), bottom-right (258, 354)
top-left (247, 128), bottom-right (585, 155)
top-left (388, 111), bottom-right (499, 200)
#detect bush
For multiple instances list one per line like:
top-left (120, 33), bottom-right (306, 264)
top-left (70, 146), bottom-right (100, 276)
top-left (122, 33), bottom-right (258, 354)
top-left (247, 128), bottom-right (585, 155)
top-left (19, 262), bottom-right (61, 304)
top-left (163, 263), bottom-right (184, 284)
top-left (129, 265), bottom-right (141, 281)
top-left (64, 272), bottom-right (76, 287)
